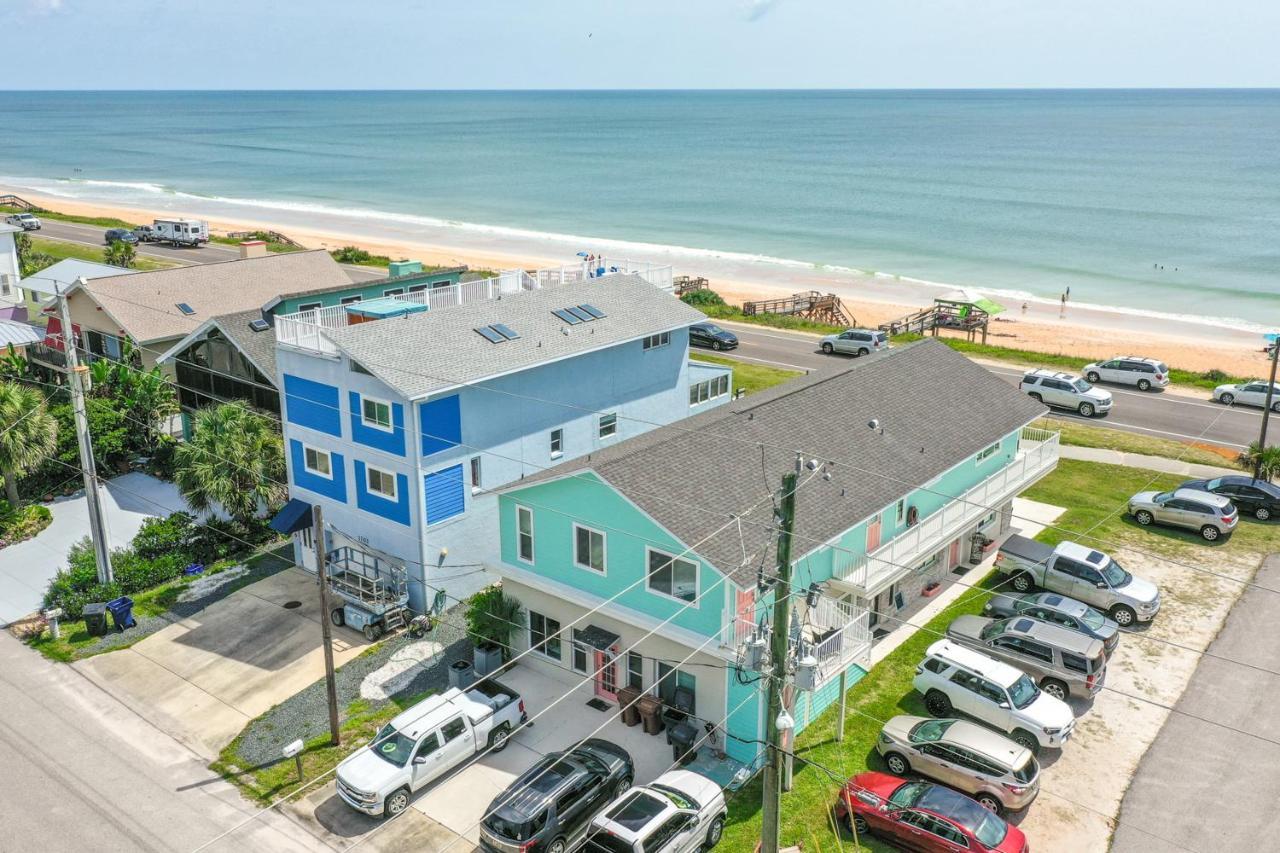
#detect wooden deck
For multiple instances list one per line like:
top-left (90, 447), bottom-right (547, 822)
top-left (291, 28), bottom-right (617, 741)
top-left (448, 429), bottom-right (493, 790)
top-left (741, 291), bottom-right (853, 326)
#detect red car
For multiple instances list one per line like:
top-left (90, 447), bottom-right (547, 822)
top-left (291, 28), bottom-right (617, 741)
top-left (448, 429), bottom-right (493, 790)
top-left (834, 772), bottom-right (1028, 853)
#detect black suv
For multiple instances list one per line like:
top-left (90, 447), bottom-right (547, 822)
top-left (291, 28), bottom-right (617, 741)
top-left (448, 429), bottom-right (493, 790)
top-left (103, 228), bottom-right (139, 245)
top-left (1181, 475), bottom-right (1280, 521)
top-left (479, 739), bottom-right (634, 853)
top-left (689, 322), bottom-right (738, 351)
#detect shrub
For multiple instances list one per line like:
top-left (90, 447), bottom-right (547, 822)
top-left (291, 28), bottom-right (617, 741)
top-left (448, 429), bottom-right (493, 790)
top-left (42, 537), bottom-right (122, 619)
top-left (132, 512), bottom-right (197, 561)
top-left (0, 503), bottom-right (52, 546)
top-left (680, 289), bottom-right (727, 307)
top-left (466, 586), bottom-right (525, 661)
top-left (331, 246), bottom-right (372, 264)
top-left (113, 549), bottom-right (189, 591)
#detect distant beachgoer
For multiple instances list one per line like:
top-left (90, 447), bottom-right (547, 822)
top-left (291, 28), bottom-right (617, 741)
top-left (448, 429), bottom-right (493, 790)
top-left (1021, 301), bottom-right (1028, 315)
top-left (1065, 286), bottom-right (1070, 301)
top-left (1059, 294), bottom-right (1066, 317)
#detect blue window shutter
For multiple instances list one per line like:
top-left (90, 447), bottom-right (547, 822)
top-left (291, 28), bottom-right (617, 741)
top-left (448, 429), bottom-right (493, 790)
top-left (420, 395), bottom-right (462, 457)
top-left (424, 464), bottom-right (465, 524)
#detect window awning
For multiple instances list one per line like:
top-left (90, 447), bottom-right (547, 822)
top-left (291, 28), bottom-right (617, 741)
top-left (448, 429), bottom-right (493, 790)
top-left (269, 498), bottom-right (313, 535)
top-left (576, 624), bottom-right (622, 652)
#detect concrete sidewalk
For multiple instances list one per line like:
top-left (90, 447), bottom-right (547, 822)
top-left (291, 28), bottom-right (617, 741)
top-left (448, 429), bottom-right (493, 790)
top-left (1058, 443), bottom-right (1238, 478)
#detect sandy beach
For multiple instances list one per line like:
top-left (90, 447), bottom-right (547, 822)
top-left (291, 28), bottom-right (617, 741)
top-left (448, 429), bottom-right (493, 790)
top-left (9, 186), bottom-right (1273, 378)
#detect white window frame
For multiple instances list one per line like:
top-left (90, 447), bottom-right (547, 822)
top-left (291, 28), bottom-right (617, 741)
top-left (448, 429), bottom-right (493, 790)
top-left (470, 455), bottom-right (482, 495)
top-left (515, 505), bottom-right (535, 564)
top-left (361, 395), bottom-right (394, 432)
top-left (895, 499), bottom-right (906, 525)
top-left (383, 288), bottom-right (405, 297)
top-left (572, 523), bottom-right (607, 574)
top-left (302, 444), bottom-right (333, 478)
top-left (598, 412), bottom-right (618, 439)
top-left (297, 301), bottom-right (322, 313)
top-left (689, 376), bottom-right (730, 407)
top-left (340, 295), bottom-right (363, 305)
top-left (645, 546), bottom-right (699, 605)
top-left (976, 442), bottom-right (999, 463)
top-left (550, 428), bottom-right (563, 460)
top-left (528, 611), bottom-right (562, 661)
top-left (365, 464), bottom-right (398, 501)
top-left (642, 331), bottom-right (671, 351)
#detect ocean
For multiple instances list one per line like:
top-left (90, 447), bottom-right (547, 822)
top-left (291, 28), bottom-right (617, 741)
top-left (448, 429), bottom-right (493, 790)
top-left (3, 89), bottom-right (1279, 328)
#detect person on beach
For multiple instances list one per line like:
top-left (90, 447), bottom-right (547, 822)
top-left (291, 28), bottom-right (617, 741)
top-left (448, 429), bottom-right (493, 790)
top-left (1021, 301), bottom-right (1028, 315)
top-left (1065, 286), bottom-right (1070, 301)
top-left (1059, 293), bottom-right (1066, 317)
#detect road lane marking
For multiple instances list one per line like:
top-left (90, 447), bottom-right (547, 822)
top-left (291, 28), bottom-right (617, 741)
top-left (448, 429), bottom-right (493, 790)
top-left (700, 351), bottom-right (816, 372)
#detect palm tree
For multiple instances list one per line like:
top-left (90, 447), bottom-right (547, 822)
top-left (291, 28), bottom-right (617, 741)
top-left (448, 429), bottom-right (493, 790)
top-left (173, 403), bottom-right (286, 522)
top-left (104, 239), bottom-right (137, 269)
top-left (0, 382), bottom-right (57, 507)
top-left (1238, 441), bottom-right (1280, 481)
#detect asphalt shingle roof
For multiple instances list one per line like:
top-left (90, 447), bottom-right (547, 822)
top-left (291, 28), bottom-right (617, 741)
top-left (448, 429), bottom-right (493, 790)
top-left (82, 250), bottom-right (351, 343)
top-left (324, 274), bottom-right (707, 399)
top-left (212, 309), bottom-right (279, 382)
top-left (508, 340), bottom-right (1046, 584)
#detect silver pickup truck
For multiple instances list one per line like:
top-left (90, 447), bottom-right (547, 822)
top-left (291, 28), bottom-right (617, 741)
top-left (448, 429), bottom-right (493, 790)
top-left (994, 535), bottom-right (1160, 627)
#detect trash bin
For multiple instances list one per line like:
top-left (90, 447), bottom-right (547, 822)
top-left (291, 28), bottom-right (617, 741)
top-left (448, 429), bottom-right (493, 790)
top-left (83, 602), bottom-right (109, 637)
top-left (617, 686), bottom-right (642, 727)
top-left (106, 596), bottom-right (136, 631)
top-left (637, 693), bottom-right (664, 735)
top-left (669, 722), bottom-right (698, 766)
top-left (449, 659), bottom-right (475, 690)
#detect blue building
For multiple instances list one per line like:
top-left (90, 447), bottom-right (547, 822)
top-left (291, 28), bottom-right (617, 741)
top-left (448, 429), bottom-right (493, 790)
top-left (274, 265), bottom-right (733, 606)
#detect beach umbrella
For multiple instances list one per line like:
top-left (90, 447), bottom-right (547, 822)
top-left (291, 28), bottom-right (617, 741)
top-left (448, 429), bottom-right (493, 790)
top-left (936, 288), bottom-right (1005, 316)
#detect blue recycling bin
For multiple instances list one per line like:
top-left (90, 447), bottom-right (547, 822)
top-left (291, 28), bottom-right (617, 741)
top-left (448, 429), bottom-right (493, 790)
top-left (106, 596), bottom-right (136, 631)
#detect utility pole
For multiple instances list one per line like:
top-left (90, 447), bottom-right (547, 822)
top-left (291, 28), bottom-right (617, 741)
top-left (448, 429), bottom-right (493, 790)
top-left (761, 455), bottom-right (800, 853)
top-left (57, 280), bottom-right (112, 585)
top-left (312, 505), bottom-right (341, 746)
top-left (1256, 336), bottom-right (1280, 480)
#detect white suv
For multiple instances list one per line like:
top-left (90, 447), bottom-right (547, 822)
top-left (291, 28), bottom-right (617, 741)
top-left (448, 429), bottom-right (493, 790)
top-left (584, 770), bottom-right (727, 852)
top-left (1019, 369), bottom-right (1112, 417)
top-left (912, 640), bottom-right (1075, 755)
top-left (1082, 357), bottom-right (1169, 391)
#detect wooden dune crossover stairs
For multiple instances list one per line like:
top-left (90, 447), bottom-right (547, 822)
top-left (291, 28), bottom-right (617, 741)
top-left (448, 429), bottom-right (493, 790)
top-left (742, 290), bottom-right (854, 326)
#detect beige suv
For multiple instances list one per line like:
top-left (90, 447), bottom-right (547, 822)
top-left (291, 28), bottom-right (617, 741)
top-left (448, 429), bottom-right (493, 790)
top-left (875, 716), bottom-right (1040, 816)
top-left (946, 615), bottom-right (1107, 701)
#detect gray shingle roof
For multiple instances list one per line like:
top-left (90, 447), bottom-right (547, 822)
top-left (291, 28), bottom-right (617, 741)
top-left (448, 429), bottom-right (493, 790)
top-left (324, 274), bottom-right (707, 399)
top-left (507, 340), bottom-right (1046, 585)
top-left (81, 250), bottom-right (351, 343)
top-left (213, 309), bottom-right (279, 382)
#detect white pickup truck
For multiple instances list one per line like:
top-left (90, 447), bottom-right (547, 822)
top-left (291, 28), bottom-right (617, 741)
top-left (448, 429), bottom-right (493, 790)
top-left (336, 679), bottom-right (526, 818)
top-left (994, 535), bottom-right (1160, 627)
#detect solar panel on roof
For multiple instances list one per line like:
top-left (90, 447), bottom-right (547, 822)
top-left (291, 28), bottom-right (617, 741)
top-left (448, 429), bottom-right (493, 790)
top-left (565, 306), bottom-right (593, 322)
top-left (491, 323), bottom-right (520, 341)
top-left (474, 325), bottom-right (504, 344)
top-left (577, 304), bottom-right (606, 319)
top-left (176, 303), bottom-right (196, 316)
top-left (552, 308), bottom-right (582, 325)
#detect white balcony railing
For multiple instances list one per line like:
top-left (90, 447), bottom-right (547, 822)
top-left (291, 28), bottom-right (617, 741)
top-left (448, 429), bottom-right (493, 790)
top-left (809, 597), bottom-right (872, 679)
top-left (274, 259), bottom-right (674, 354)
top-left (833, 428), bottom-right (1060, 593)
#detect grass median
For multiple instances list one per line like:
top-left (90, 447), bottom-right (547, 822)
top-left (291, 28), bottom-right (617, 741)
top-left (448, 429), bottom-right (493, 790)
top-left (690, 352), bottom-right (803, 396)
top-left (1037, 418), bottom-right (1241, 470)
top-left (27, 235), bottom-right (178, 271)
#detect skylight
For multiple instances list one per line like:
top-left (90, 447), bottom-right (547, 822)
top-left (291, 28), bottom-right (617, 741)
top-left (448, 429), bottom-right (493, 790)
top-left (552, 304), bottom-right (607, 325)
top-left (176, 303), bottom-right (196, 316)
top-left (474, 324), bottom-right (520, 344)
top-left (248, 318), bottom-right (270, 333)
top-left (552, 308), bottom-right (582, 325)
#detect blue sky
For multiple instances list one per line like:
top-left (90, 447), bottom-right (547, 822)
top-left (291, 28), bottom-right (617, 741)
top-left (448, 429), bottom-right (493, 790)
top-left (6, 0), bottom-right (1278, 89)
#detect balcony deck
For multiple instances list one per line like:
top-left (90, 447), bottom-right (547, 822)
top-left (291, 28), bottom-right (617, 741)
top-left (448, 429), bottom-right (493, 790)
top-left (275, 258), bottom-right (673, 356)
top-left (832, 427), bottom-right (1060, 595)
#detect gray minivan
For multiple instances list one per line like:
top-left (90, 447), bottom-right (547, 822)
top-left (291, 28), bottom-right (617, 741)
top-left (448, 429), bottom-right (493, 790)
top-left (946, 616), bottom-right (1107, 701)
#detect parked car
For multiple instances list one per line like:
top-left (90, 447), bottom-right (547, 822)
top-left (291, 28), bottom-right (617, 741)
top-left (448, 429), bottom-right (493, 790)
top-left (132, 225), bottom-right (158, 242)
top-left (1181, 475), bottom-right (1280, 521)
top-left (1019, 368), bottom-right (1112, 417)
top-left (819, 328), bottom-right (888, 357)
top-left (834, 772), bottom-right (1028, 853)
top-left (913, 639), bottom-right (1075, 754)
top-left (1082, 356), bottom-right (1169, 391)
top-left (1129, 487), bottom-right (1238, 541)
top-left (480, 739), bottom-right (634, 853)
top-left (5, 212), bottom-right (41, 230)
top-left (982, 591), bottom-right (1119, 656)
top-left (1213, 380), bottom-right (1280, 412)
top-left (104, 228), bottom-right (139, 245)
top-left (688, 322), bottom-right (738, 351)
top-left (875, 716), bottom-right (1039, 815)
top-left (336, 679), bottom-right (526, 818)
top-left (583, 770), bottom-right (726, 852)
top-left (995, 534), bottom-right (1161, 627)
top-left (946, 615), bottom-right (1107, 700)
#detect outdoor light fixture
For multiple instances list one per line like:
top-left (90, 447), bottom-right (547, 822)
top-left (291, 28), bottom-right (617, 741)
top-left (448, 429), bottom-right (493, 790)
top-left (775, 708), bottom-right (795, 732)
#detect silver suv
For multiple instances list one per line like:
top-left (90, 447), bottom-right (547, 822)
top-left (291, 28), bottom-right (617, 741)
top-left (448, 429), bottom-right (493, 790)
top-left (1019, 369), bottom-right (1112, 417)
top-left (1082, 356), bottom-right (1169, 391)
top-left (1129, 487), bottom-right (1238, 541)
top-left (875, 716), bottom-right (1040, 816)
top-left (946, 616), bottom-right (1107, 701)
top-left (819, 328), bottom-right (888, 357)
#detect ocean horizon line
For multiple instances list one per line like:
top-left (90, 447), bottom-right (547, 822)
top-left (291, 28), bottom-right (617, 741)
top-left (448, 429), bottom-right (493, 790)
top-left (4, 86), bottom-right (1280, 94)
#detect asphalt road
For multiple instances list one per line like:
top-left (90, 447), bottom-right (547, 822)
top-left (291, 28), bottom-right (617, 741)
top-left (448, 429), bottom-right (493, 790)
top-left (31, 218), bottom-right (385, 281)
top-left (0, 631), bottom-right (327, 852)
top-left (710, 322), bottom-right (1274, 451)
top-left (1111, 554), bottom-right (1280, 853)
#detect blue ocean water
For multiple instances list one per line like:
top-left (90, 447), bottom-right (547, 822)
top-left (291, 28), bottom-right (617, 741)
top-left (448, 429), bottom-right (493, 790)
top-left (2, 89), bottom-right (1278, 325)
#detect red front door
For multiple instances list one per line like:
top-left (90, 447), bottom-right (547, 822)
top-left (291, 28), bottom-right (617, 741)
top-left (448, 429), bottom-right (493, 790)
top-left (949, 538), bottom-right (962, 568)
top-left (594, 646), bottom-right (619, 701)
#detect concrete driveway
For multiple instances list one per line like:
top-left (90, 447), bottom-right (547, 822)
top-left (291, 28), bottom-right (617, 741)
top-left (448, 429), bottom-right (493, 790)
top-left (74, 567), bottom-right (371, 759)
top-left (0, 472), bottom-right (199, 625)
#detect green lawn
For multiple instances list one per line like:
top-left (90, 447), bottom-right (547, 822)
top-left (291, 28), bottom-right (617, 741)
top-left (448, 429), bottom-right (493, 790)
top-left (212, 687), bottom-right (437, 806)
top-left (690, 352), bottom-right (803, 396)
top-left (1037, 417), bottom-right (1241, 470)
top-left (209, 233), bottom-right (300, 254)
top-left (27, 236), bottom-right (177, 272)
top-left (1, 204), bottom-right (138, 231)
top-left (721, 457), bottom-right (1279, 850)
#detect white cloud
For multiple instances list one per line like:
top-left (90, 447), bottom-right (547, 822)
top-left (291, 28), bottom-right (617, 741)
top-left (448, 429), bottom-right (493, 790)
top-left (744, 0), bottom-right (779, 22)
